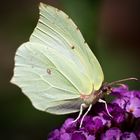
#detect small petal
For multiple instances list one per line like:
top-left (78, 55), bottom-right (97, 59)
top-left (87, 116), bottom-right (103, 134)
top-left (126, 97), bottom-right (140, 118)
top-left (112, 85), bottom-right (129, 94)
top-left (98, 103), bottom-right (125, 125)
top-left (108, 103), bottom-right (125, 124)
top-left (62, 118), bottom-right (77, 133)
top-left (80, 115), bottom-right (104, 134)
top-left (71, 132), bottom-right (87, 140)
top-left (112, 96), bottom-right (129, 109)
top-left (60, 133), bottom-right (71, 140)
top-left (48, 129), bottom-right (60, 140)
top-left (129, 91), bottom-right (140, 99)
top-left (86, 135), bottom-right (95, 140)
top-left (121, 132), bottom-right (137, 140)
top-left (111, 85), bottom-right (130, 109)
top-left (101, 128), bottom-right (122, 140)
top-left (62, 118), bottom-right (75, 129)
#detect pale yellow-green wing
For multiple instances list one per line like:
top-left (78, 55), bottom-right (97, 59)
top-left (11, 42), bottom-right (89, 113)
top-left (30, 3), bottom-right (104, 92)
top-left (11, 3), bottom-right (104, 114)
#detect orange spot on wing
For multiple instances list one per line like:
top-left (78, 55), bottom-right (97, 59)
top-left (47, 69), bottom-right (51, 75)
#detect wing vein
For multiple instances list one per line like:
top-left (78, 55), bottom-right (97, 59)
top-left (25, 45), bottom-right (81, 94)
top-left (39, 14), bottom-right (74, 48)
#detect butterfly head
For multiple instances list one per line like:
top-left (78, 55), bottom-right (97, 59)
top-left (100, 82), bottom-right (112, 95)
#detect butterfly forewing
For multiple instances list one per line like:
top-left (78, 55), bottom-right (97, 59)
top-left (31, 3), bottom-right (104, 91)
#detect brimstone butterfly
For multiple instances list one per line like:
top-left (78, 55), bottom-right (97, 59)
top-left (11, 3), bottom-right (137, 127)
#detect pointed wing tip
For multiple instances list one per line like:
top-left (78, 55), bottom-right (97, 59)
top-left (39, 2), bottom-right (59, 12)
top-left (39, 2), bottom-right (48, 11)
top-left (39, 2), bottom-right (46, 8)
top-left (39, 2), bottom-right (50, 10)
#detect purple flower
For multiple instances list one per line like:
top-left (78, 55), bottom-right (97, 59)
top-left (48, 129), bottom-right (60, 140)
top-left (112, 95), bottom-right (129, 109)
top-left (60, 133), bottom-right (71, 140)
top-left (126, 97), bottom-right (140, 118)
top-left (48, 85), bottom-right (140, 140)
top-left (95, 103), bottom-right (125, 125)
top-left (71, 131), bottom-right (95, 140)
top-left (81, 116), bottom-right (104, 134)
top-left (62, 118), bottom-right (77, 133)
top-left (131, 91), bottom-right (140, 99)
top-left (112, 85), bottom-right (140, 118)
top-left (86, 135), bottom-right (95, 140)
top-left (121, 132), bottom-right (137, 140)
top-left (107, 103), bottom-right (125, 124)
top-left (112, 84), bottom-right (129, 94)
top-left (71, 132), bottom-right (86, 140)
top-left (101, 127), bottom-right (122, 140)
top-left (111, 85), bottom-right (130, 109)
top-left (48, 117), bottom-right (96, 140)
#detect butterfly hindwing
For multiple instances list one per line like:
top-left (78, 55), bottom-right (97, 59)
top-left (11, 42), bottom-right (90, 113)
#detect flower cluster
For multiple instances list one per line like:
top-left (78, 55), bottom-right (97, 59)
top-left (48, 85), bottom-right (140, 140)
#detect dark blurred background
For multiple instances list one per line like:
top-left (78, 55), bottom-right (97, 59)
top-left (0, 0), bottom-right (139, 139)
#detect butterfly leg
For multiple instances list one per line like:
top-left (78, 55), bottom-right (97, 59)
top-left (98, 99), bottom-right (112, 118)
top-left (72, 103), bottom-right (87, 123)
top-left (79, 104), bottom-right (92, 128)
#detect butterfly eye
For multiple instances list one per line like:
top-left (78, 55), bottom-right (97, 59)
top-left (103, 88), bottom-right (108, 93)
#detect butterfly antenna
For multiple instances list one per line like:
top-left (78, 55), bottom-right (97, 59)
top-left (107, 77), bottom-right (138, 86)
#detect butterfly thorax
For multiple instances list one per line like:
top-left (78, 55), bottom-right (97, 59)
top-left (80, 83), bottom-right (112, 106)
top-left (80, 90), bottom-right (103, 106)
